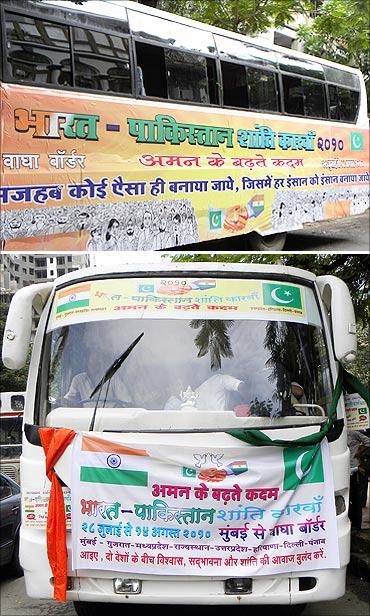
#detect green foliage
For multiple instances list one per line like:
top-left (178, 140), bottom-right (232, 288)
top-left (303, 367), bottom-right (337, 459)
top-left (157, 0), bottom-right (314, 35)
top-left (0, 302), bottom-right (29, 393)
top-left (297, 0), bottom-right (370, 95)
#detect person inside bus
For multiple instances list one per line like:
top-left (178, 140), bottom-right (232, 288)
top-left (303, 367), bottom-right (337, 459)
top-left (164, 373), bottom-right (249, 413)
top-left (63, 354), bottom-right (131, 407)
top-left (195, 373), bottom-right (249, 411)
top-left (290, 381), bottom-right (307, 408)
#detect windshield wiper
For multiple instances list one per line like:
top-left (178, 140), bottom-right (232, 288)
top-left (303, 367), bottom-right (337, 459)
top-left (89, 332), bottom-right (144, 431)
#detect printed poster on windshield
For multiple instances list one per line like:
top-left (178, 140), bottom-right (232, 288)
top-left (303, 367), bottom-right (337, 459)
top-left (49, 278), bottom-right (307, 329)
top-left (71, 435), bottom-right (339, 576)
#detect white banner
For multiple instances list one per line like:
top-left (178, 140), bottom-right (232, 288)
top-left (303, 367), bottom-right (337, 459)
top-left (71, 435), bottom-right (339, 576)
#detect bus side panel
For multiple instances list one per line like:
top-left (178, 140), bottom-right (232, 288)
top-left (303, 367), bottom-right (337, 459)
top-left (1, 82), bottom-right (369, 251)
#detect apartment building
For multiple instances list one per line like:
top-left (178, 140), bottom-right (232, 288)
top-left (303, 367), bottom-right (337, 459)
top-left (1, 254), bottom-right (90, 292)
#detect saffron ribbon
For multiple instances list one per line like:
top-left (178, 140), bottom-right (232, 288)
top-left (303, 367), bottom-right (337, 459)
top-left (39, 427), bottom-right (76, 602)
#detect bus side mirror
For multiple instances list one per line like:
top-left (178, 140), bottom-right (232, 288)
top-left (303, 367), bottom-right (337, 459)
top-left (316, 275), bottom-right (357, 365)
top-left (2, 283), bottom-right (53, 369)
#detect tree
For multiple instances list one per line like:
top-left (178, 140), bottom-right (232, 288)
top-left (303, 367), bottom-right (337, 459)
top-left (190, 319), bottom-right (234, 370)
top-left (157, 0), bottom-right (314, 36)
top-left (0, 302), bottom-right (29, 393)
top-left (297, 0), bottom-right (370, 96)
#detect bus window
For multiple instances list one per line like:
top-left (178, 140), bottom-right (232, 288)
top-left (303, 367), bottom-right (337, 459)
top-left (5, 12), bottom-right (71, 85)
top-left (247, 67), bottom-right (278, 112)
top-left (279, 55), bottom-right (325, 80)
top-left (283, 76), bottom-right (304, 115)
top-left (303, 79), bottom-right (327, 118)
top-left (71, 27), bottom-right (131, 93)
top-left (324, 65), bottom-right (360, 89)
top-left (329, 85), bottom-right (359, 122)
top-left (215, 35), bottom-right (278, 69)
top-left (128, 10), bottom-right (216, 55)
top-left (328, 84), bottom-right (341, 120)
top-left (135, 42), bottom-right (167, 98)
top-left (283, 75), bottom-right (327, 118)
top-left (206, 58), bottom-right (219, 105)
top-left (136, 42), bottom-right (217, 104)
top-left (221, 61), bottom-right (248, 108)
top-left (165, 49), bottom-right (211, 104)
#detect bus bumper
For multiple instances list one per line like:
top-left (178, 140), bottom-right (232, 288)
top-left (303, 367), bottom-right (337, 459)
top-left (21, 508), bottom-right (351, 605)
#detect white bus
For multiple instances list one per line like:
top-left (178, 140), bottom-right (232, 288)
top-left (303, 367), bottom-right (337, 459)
top-left (0, 0), bottom-right (368, 251)
top-left (0, 391), bottom-right (25, 483)
top-left (2, 262), bottom-right (357, 614)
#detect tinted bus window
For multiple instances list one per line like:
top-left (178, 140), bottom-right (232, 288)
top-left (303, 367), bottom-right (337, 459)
top-left (221, 61), bottom-right (248, 108)
top-left (129, 10), bottom-right (216, 55)
top-left (72, 27), bottom-right (131, 93)
top-left (279, 55), bottom-right (325, 80)
top-left (136, 42), bottom-right (216, 104)
top-left (165, 49), bottom-right (210, 104)
top-left (5, 12), bottom-right (71, 85)
top-left (283, 76), bottom-right (327, 118)
top-left (329, 85), bottom-right (359, 122)
top-left (303, 80), bottom-right (327, 118)
top-left (215, 35), bottom-right (278, 69)
top-left (247, 67), bottom-right (278, 111)
top-left (136, 42), bottom-right (167, 98)
top-left (324, 66), bottom-right (360, 89)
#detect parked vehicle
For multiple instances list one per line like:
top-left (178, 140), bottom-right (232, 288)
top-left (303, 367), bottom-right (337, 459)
top-left (0, 472), bottom-right (22, 576)
top-left (0, 393), bottom-right (24, 483)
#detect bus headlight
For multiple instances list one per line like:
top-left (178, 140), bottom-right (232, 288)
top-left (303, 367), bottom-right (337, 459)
top-left (225, 578), bottom-right (252, 594)
top-left (113, 578), bottom-right (142, 594)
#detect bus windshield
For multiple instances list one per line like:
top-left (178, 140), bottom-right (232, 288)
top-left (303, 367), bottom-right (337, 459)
top-left (40, 281), bottom-right (332, 425)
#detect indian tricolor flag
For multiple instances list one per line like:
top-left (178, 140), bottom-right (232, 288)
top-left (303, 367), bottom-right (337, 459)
top-left (79, 435), bottom-right (149, 486)
top-left (56, 284), bottom-right (91, 314)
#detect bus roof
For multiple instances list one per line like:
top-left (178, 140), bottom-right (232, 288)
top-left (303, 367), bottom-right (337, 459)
top-left (38, 0), bottom-right (361, 77)
top-left (51, 261), bottom-right (318, 290)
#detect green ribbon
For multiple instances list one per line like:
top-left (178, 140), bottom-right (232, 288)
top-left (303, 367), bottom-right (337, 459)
top-left (227, 366), bottom-right (369, 448)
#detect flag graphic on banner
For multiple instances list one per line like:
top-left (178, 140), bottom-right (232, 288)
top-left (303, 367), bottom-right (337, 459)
top-left (79, 435), bottom-right (149, 486)
top-left (56, 284), bottom-right (91, 313)
top-left (283, 445), bottom-right (324, 490)
top-left (226, 461), bottom-right (248, 475)
top-left (262, 283), bottom-right (302, 310)
top-left (246, 194), bottom-right (265, 218)
top-left (208, 208), bottom-right (223, 230)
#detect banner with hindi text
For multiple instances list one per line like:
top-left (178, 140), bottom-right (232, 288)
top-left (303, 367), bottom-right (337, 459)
top-left (71, 434), bottom-right (339, 576)
top-left (1, 83), bottom-right (368, 250)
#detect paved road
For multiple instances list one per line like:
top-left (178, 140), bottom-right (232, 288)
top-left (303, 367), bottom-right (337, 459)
top-left (0, 571), bottom-right (368, 616)
top-left (166, 211), bottom-right (370, 252)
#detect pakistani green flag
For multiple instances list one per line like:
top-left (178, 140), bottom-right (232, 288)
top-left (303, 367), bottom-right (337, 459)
top-left (283, 445), bottom-right (324, 490)
top-left (262, 283), bottom-right (302, 309)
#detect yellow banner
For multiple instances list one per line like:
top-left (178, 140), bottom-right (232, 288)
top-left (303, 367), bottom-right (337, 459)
top-left (50, 278), bottom-right (307, 328)
top-left (1, 84), bottom-right (368, 250)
